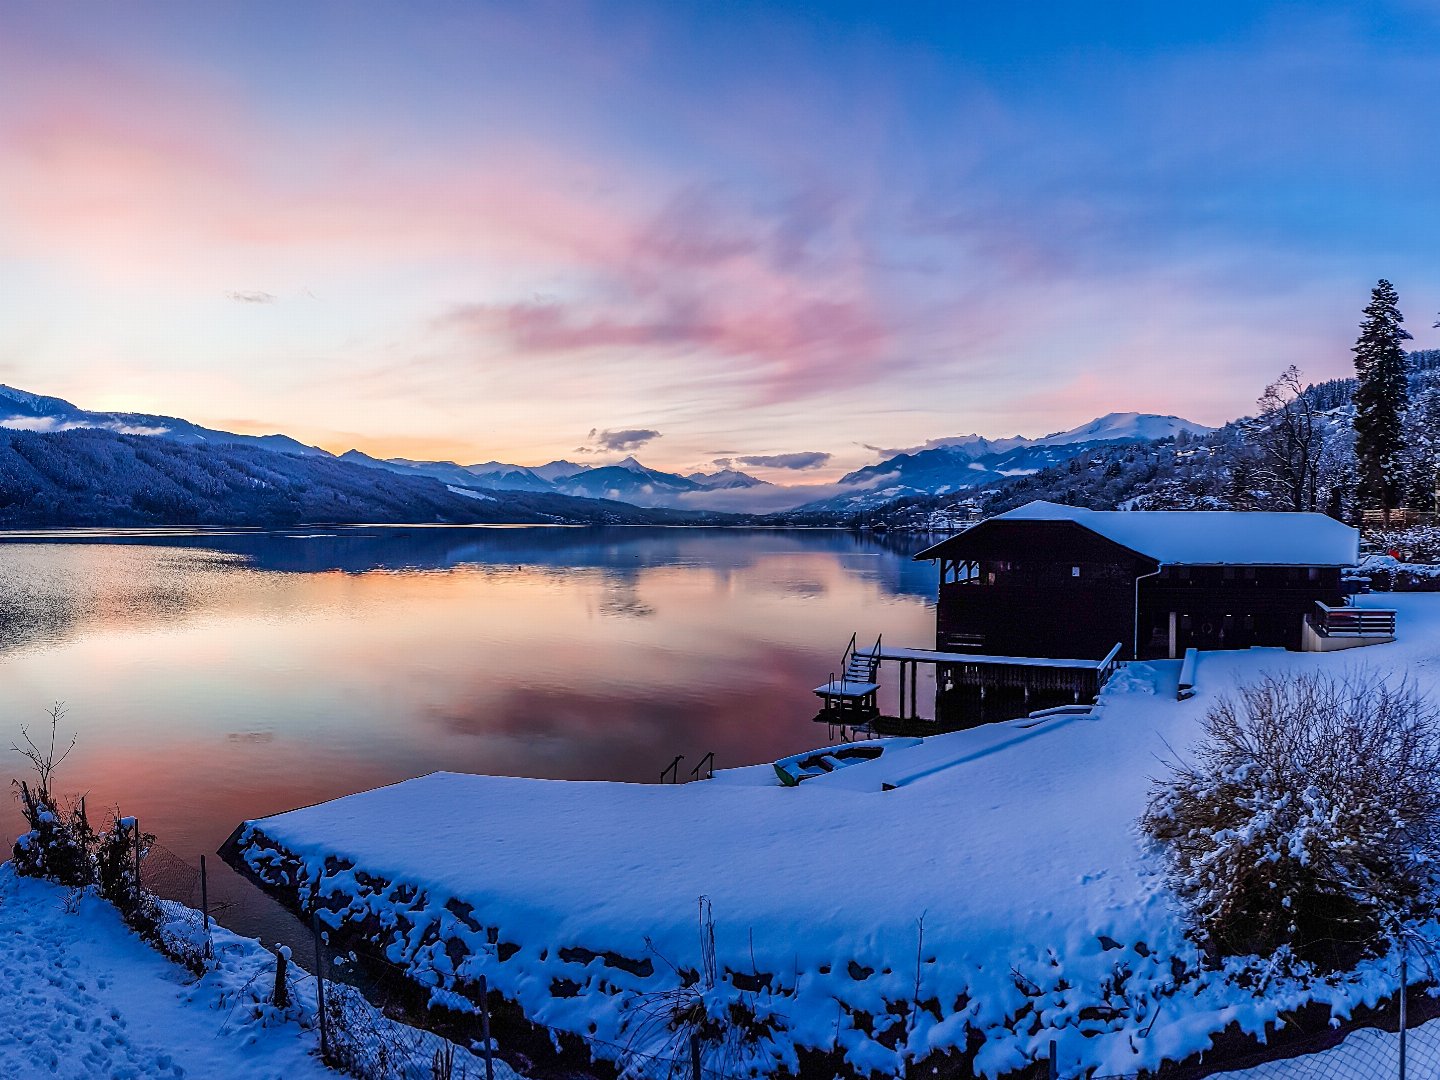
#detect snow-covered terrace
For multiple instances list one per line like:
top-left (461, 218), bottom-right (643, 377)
top-left (235, 594), bottom-right (1428, 1078)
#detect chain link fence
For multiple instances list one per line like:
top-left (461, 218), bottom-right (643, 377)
top-left (1209, 1019), bottom-right (1440, 1080)
top-left (139, 841), bottom-right (217, 970)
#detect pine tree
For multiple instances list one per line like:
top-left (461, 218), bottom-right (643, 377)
top-left (1352, 279), bottom-right (1412, 515)
top-left (1400, 377), bottom-right (1440, 512)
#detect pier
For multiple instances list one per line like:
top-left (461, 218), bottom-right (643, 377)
top-left (815, 638), bottom-right (1123, 734)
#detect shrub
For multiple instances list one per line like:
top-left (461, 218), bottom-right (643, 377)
top-left (11, 704), bottom-right (94, 886)
top-left (95, 814), bottom-right (160, 933)
top-left (12, 782), bottom-right (94, 886)
top-left (1142, 670), bottom-right (1440, 969)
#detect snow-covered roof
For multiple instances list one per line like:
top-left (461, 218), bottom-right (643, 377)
top-left (932, 500), bottom-right (1359, 566)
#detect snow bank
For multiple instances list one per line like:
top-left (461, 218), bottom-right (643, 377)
top-left (235, 595), bottom-right (1438, 1078)
top-left (0, 862), bottom-right (518, 1080)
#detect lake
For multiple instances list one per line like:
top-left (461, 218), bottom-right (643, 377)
top-left (0, 526), bottom-right (938, 947)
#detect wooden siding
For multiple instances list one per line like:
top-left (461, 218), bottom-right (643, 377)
top-left (927, 522), bottom-right (1348, 661)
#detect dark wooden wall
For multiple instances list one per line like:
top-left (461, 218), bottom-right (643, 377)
top-left (925, 520), bottom-right (1348, 661)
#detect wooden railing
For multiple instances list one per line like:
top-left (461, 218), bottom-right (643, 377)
top-left (1311, 602), bottom-right (1396, 638)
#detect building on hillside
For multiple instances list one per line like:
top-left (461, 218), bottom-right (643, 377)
top-left (914, 501), bottom-right (1366, 661)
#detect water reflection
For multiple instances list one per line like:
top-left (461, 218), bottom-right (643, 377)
top-left (0, 527), bottom-right (939, 945)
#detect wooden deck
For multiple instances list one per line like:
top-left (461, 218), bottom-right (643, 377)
top-left (814, 638), bottom-right (1123, 731)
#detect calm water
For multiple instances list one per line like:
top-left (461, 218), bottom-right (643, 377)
top-left (0, 526), bottom-right (938, 945)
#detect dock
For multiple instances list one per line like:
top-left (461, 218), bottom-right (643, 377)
top-left (815, 636), bottom-right (1123, 733)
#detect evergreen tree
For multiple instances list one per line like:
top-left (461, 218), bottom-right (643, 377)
top-left (1400, 377), bottom-right (1440, 512)
top-left (1352, 279), bottom-right (1412, 514)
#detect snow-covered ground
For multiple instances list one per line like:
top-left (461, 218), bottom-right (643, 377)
top-left (235, 593), bottom-right (1437, 1078)
top-left (0, 863), bottom-right (335, 1080)
top-left (0, 862), bottom-right (517, 1080)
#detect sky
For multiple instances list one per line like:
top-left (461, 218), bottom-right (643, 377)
top-left (2, 1), bottom-right (1439, 484)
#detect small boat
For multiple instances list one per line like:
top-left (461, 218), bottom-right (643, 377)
top-left (773, 737), bottom-right (921, 786)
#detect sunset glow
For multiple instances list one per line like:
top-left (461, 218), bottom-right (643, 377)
top-left (2, 2), bottom-right (1438, 483)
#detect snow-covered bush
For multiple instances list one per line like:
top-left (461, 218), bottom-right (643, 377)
top-left (1370, 523), bottom-right (1440, 563)
top-left (1143, 671), bottom-right (1440, 969)
top-left (12, 782), bottom-right (94, 885)
top-left (95, 814), bottom-right (161, 934)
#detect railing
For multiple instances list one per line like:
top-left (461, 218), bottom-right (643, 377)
top-left (688, 752), bottom-right (715, 781)
top-left (1311, 601), bottom-right (1396, 638)
top-left (659, 755), bottom-right (684, 784)
top-left (1096, 642), bottom-right (1124, 688)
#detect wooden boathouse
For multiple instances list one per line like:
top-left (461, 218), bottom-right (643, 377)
top-left (817, 501), bottom-right (1377, 731)
top-left (915, 501), bottom-right (1363, 661)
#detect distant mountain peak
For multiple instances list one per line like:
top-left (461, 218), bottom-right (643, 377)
top-left (0, 385), bottom-right (81, 416)
top-left (685, 468), bottom-right (771, 490)
top-left (1036, 412), bottom-right (1216, 446)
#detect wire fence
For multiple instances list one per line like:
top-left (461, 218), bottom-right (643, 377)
top-left (139, 841), bottom-right (216, 970)
top-left (1207, 1020), bottom-right (1440, 1080)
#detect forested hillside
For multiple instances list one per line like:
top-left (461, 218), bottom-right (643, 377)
top-left (0, 428), bottom-right (709, 527)
top-left (848, 349), bottom-right (1440, 529)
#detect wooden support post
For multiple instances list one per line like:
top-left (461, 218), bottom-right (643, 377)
top-left (133, 818), bottom-right (142, 907)
top-left (312, 911), bottom-right (328, 1060)
top-left (910, 662), bottom-right (918, 719)
top-left (691, 1030), bottom-right (703, 1080)
top-left (1400, 941), bottom-right (1408, 1080)
top-left (200, 854), bottom-right (211, 959)
top-left (479, 974), bottom-right (495, 1080)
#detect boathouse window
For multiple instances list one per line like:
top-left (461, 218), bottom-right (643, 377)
top-left (1071, 565), bottom-right (1080, 577)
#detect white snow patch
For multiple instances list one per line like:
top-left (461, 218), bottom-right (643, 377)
top-left (447, 485), bottom-right (497, 501)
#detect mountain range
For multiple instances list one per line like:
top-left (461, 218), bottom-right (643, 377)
top-left (0, 385), bottom-right (1213, 523)
top-left (801, 413), bottom-right (1215, 515)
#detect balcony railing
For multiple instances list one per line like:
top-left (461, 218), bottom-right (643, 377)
top-left (1310, 601), bottom-right (1396, 638)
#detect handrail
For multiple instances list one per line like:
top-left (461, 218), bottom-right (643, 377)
top-left (1097, 642), bottom-right (1124, 686)
top-left (660, 755), bottom-right (684, 784)
top-left (689, 752), bottom-right (715, 781)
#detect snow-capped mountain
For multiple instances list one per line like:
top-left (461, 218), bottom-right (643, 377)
top-left (685, 469), bottom-right (773, 490)
top-left (798, 412), bottom-right (1215, 515)
top-left (529, 460), bottom-right (591, 482)
top-left (552, 457), bottom-right (702, 504)
top-left (1033, 412), bottom-right (1212, 447)
top-left (340, 448), bottom-right (766, 507)
top-left (0, 385), bottom-right (328, 457)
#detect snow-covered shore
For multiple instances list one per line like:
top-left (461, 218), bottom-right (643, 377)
top-left (234, 594), bottom-right (1437, 1078)
top-left (0, 862), bottom-right (336, 1079)
top-left (0, 861), bottom-right (520, 1079)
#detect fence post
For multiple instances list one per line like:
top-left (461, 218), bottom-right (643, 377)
top-left (199, 854), bottom-right (211, 959)
top-left (479, 974), bottom-right (494, 1080)
top-left (1049, 1038), bottom-right (1058, 1080)
top-left (312, 911), bottom-right (329, 1060)
top-left (1399, 938), bottom-right (1407, 1080)
top-left (133, 818), bottom-right (142, 907)
top-left (691, 1030), bottom-right (702, 1080)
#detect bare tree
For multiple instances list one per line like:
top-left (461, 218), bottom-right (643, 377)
top-left (1245, 366), bottom-right (1322, 512)
top-left (11, 701), bottom-right (75, 801)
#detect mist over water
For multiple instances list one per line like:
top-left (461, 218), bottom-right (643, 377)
top-left (0, 526), bottom-right (938, 945)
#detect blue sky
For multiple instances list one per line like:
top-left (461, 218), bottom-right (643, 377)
top-left (0, 1), bottom-right (1437, 480)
